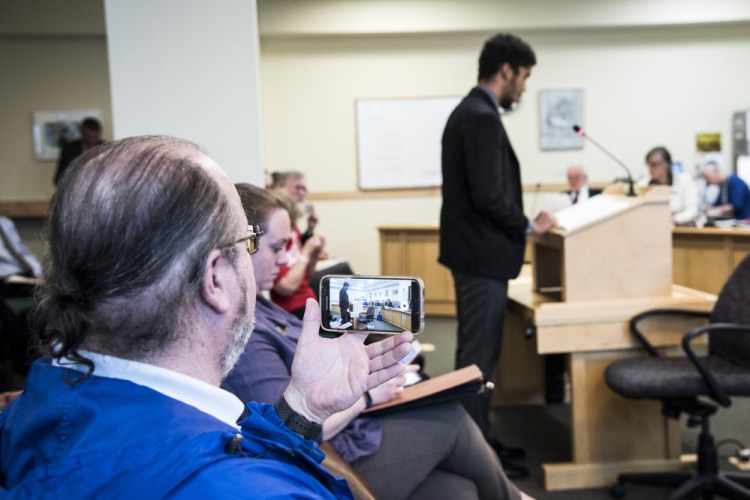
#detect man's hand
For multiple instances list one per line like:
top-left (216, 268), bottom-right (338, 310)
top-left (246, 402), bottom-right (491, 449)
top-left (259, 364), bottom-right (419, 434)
top-left (283, 299), bottom-right (413, 423)
top-left (306, 210), bottom-right (318, 233)
top-left (531, 211), bottom-right (557, 234)
top-left (301, 234), bottom-right (325, 262)
top-left (707, 204), bottom-right (733, 218)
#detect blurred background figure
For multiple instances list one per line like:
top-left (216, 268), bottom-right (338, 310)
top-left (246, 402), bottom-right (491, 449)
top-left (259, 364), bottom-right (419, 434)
top-left (644, 146), bottom-right (699, 224)
top-left (270, 171), bottom-right (353, 303)
top-left (268, 189), bottom-right (326, 319)
top-left (700, 160), bottom-right (750, 220)
top-left (272, 170), bottom-right (317, 243)
top-left (54, 117), bottom-right (104, 185)
top-left (565, 165), bottom-right (601, 204)
top-left (0, 214), bottom-right (41, 391)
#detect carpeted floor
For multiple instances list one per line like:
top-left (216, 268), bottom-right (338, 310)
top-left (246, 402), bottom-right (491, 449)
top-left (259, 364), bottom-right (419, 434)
top-left (419, 316), bottom-right (750, 499)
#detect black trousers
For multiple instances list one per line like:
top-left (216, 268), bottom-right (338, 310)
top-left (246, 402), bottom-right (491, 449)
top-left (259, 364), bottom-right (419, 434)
top-left (452, 271), bottom-right (509, 440)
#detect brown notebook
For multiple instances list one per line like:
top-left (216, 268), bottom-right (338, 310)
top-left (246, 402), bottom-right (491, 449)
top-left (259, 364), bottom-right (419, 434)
top-left (362, 364), bottom-right (488, 416)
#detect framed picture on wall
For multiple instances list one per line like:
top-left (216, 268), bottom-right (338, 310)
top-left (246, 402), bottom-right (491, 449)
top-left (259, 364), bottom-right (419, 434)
top-left (32, 109), bottom-right (102, 161)
top-left (538, 89), bottom-right (584, 151)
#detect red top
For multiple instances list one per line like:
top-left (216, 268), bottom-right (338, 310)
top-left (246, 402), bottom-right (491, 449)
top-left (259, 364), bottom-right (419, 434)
top-left (271, 227), bottom-right (316, 312)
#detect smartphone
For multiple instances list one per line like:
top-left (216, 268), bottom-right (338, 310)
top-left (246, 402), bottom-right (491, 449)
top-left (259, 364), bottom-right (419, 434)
top-left (319, 275), bottom-right (425, 335)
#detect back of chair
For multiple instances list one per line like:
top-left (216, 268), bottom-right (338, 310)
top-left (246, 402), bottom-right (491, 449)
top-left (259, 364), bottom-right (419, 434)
top-left (709, 253), bottom-right (750, 368)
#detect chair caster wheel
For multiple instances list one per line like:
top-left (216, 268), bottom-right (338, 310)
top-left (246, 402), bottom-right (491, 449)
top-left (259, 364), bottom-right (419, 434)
top-left (610, 483), bottom-right (625, 498)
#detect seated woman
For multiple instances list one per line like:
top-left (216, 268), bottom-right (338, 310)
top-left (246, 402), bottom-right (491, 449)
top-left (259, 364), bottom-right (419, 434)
top-left (643, 146), bottom-right (699, 224)
top-left (223, 184), bottom-right (529, 500)
top-left (269, 190), bottom-right (325, 319)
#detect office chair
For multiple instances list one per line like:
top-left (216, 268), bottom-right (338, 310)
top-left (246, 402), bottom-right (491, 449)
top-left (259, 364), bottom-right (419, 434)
top-left (358, 306), bottom-right (376, 329)
top-left (605, 254), bottom-right (750, 499)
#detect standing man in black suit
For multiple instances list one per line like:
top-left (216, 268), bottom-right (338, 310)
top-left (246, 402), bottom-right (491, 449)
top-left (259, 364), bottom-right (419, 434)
top-left (439, 33), bottom-right (556, 476)
top-left (54, 117), bottom-right (104, 185)
top-left (339, 282), bottom-right (350, 324)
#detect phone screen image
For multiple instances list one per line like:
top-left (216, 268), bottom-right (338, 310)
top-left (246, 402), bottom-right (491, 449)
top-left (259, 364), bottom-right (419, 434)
top-left (319, 275), bottom-right (424, 334)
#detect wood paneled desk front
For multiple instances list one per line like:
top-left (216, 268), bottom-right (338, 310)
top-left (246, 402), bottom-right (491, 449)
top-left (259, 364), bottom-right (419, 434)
top-left (379, 226), bottom-right (750, 306)
top-left (672, 226), bottom-right (750, 294)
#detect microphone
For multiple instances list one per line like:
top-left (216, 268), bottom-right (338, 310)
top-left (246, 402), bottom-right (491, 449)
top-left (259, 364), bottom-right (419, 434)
top-left (573, 125), bottom-right (636, 196)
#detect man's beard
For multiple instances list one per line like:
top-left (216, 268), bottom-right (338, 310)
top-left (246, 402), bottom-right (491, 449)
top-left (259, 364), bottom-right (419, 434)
top-left (499, 78), bottom-right (520, 112)
top-left (219, 280), bottom-right (255, 379)
top-left (500, 95), bottom-right (521, 113)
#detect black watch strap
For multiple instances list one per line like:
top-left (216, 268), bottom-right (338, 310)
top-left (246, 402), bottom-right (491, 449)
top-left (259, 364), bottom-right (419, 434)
top-left (274, 395), bottom-right (322, 440)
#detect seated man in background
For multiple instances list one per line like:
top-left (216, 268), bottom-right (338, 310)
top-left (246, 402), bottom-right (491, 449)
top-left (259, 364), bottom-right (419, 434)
top-left (54, 116), bottom-right (105, 185)
top-left (271, 170), bottom-right (354, 300)
top-left (643, 146), bottom-right (699, 224)
top-left (0, 136), bottom-right (412, 498)
top-left (0, 214), bottom-right (42, 390)
top-left (0, 216), bottom-right (41, 283)
top-left (565, 165), bottom-right (601, 204)
top-left (272, 170), bottom-right (317, 242)
top-left (223, 183), bottom-right (530, 500)
top-left (700, 161), bottom-right (750, 220)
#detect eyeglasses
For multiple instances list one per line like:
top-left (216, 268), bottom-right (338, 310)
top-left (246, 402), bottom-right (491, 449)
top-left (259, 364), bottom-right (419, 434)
top-left (233, 224), bottom-right (264, 255)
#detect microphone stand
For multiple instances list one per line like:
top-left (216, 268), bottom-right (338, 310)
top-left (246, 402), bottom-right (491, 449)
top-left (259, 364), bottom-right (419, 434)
top-left (573, 125), bottom-right (636, 196)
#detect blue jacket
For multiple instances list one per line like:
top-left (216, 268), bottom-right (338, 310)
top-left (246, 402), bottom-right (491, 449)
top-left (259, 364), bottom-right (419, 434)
top-left (0, 360), bottom-right (353, 499)
top-left (720, 173), bottom-right (750, 219)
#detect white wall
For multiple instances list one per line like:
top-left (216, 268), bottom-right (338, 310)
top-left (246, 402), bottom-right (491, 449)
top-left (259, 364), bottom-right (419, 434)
top-left (105, 0), bottom-right (264, 185)
top-left (4, 0), bottom-right (750, 277)
top-left (258, 1), bottom-right (750, 274)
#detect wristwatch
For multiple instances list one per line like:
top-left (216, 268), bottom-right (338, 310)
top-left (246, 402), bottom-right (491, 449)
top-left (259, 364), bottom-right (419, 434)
top-left (274, 395), bottom-right (322, 440)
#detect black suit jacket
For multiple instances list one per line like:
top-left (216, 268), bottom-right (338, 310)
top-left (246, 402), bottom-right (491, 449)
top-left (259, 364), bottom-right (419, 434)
top-left (54, 139), bottom-right (104, 185)
top-left (565, 186), bottom-right (602, 202)
top-left (439, 87), bottom-right (528, 280)
top-left (339, 288), bottom-right (349, 314)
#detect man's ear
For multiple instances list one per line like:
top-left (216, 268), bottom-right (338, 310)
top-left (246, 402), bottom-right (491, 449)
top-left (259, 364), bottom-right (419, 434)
top-left (500, 62), bottom-right (514, 80)
top-left (201, 249), bottom-right (232, 314)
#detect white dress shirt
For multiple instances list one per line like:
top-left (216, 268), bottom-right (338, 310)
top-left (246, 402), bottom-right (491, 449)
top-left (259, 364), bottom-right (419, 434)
top-left (56, 350), bottom-right (245, 429)
top-left (569, 184), bottom-right (595, 204)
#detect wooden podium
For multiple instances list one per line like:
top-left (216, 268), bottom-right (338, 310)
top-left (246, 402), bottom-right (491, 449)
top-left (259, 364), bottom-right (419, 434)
top-left (495, 187), bottom-right (717, 490)
top-left (532, 188), bottom-right (673, 302)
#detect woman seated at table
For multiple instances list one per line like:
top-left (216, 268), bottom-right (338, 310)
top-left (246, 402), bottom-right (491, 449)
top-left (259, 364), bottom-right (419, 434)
top-left (222, 184), bottom-right (529, 500)
top-left (643, 146), bottom-right (699, 224)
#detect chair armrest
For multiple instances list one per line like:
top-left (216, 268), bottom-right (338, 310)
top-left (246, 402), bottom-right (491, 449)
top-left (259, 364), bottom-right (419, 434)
top-left (630, 308), bottom-right (710, 357)
top-left (319, 442), bottom-right (375, 500)
top-left (682, 323), bottom-right (750, 408)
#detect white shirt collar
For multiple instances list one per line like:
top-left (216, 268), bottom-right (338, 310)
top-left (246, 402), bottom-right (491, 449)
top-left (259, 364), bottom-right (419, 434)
top-left (54, 350), bottom-right (245, 429)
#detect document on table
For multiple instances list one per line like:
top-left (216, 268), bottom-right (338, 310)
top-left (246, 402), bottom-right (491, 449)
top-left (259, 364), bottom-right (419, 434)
top-left (553, 195), bottom-right (631, 232)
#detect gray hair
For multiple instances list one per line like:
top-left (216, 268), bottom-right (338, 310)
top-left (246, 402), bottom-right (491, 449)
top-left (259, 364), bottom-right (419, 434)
top-left (34, 135), bottom-right (242, 376)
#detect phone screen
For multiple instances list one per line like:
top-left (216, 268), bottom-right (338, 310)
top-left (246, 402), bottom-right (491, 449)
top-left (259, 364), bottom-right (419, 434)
top-left (319, 275), bottom-right (424, 334)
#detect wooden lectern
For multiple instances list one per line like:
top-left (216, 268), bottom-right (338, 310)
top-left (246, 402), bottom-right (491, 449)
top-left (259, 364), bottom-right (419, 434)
top-left (533, 188), bottom-right (673, 302)
top-left (494, 187), bottom-right (717, 491)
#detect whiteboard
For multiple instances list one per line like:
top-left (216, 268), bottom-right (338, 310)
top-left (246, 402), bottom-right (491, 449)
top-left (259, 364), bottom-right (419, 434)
top-left (355, 96), bottom-right (461, 190)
